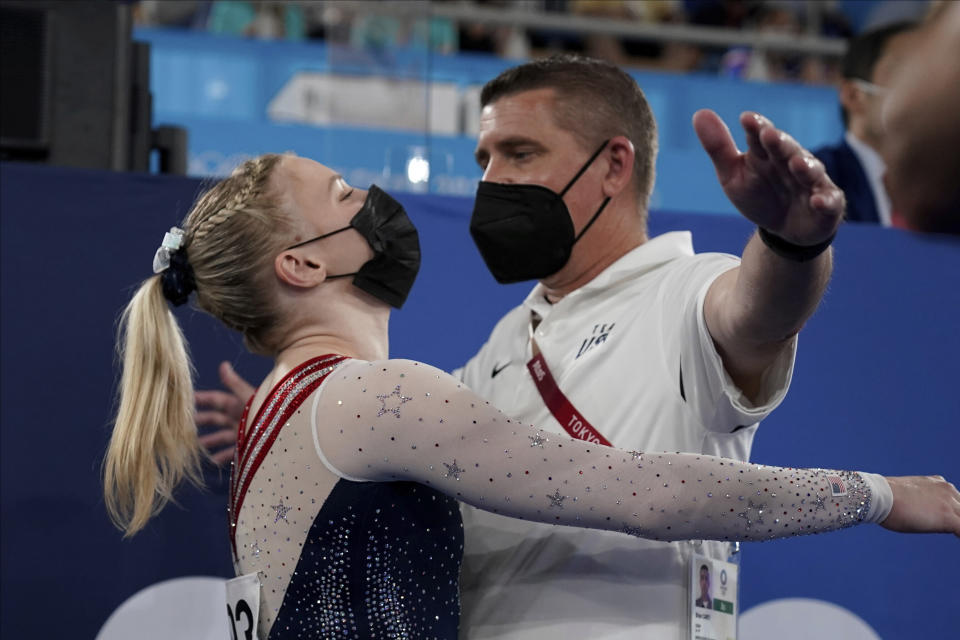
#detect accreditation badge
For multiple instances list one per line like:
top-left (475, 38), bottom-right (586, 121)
top-left (225, 572), bottom-right (261, 640)
top-left (689, 553), bottom-right (738, 640)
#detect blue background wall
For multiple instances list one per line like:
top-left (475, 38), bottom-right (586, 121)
top-left (1, 162), bottom-right (957, 639)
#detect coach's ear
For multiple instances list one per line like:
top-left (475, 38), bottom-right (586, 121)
top-left (600, 136), bottom-right (636, 199)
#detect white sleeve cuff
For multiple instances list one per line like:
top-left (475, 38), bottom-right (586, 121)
top-left (860, 472), bottom-right (894, 524)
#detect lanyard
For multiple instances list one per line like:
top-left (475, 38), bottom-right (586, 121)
top-left (526, 341), bottom-right (612, 447)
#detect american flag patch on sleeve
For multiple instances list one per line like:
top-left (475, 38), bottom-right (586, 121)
top-left (827, 475), bottom-right (847, 497)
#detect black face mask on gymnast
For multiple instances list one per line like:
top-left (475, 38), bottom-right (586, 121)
top-left (285, 185), bottom-right (421, 308)
top-left (469, 139), bottom-right (610, 284)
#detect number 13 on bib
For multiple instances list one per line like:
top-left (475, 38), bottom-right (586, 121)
top-left (226, 572), bottom-right (260, 640)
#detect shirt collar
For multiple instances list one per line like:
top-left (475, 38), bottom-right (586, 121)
top-left (845, 131), bottom-right (892, 226)
top-left (523, 231), bottom-right (694, 317)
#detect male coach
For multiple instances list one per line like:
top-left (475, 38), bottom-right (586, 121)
top-left (455, 55), bottom-right (841, 639)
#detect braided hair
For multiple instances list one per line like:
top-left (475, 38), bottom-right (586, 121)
top-left (183, 153), bottom-right (294, 354)
top-left (105, 153), bottom-right (295, 536)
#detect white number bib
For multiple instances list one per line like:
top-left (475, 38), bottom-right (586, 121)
top-left (225, 572), bottom-right (260, 640)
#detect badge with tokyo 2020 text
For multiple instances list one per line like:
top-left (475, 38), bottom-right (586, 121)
top-left (689, 554), bottom-right (738, 640)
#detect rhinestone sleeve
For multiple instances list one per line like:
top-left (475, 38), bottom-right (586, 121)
top-left (314, 359), bottom-right (880, 542)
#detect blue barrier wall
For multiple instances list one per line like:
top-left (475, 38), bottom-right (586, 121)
top-left (138, 28), bottom-right (845, 215)
top-left (1, 163), bottom-right (957, 639)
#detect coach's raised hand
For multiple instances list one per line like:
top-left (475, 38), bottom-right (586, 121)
top-left (694, 110), bottom-right (842, 404)
top-left (693, 109), bottom-right (843, 246)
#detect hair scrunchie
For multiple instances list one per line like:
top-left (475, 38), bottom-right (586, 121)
top-left (152, 227), bottom-right (196, 306)
top-left (160, 249), bottom-right (196, 307)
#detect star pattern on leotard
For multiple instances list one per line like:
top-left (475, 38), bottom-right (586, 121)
top-left (546, 489), bottom-right (567, 509)
top-left (271, 500), bottom-right (293, 524)
top-left (528, 432), bottom-right (547, 448)
top-left (813, 493), bottom-right (826, 512)
top-left (377, 385), bottom-right (412, 418)
top-left (443, 459), bottom-right (464, 480)
top-left (737, 500), bottom-right (765, 529)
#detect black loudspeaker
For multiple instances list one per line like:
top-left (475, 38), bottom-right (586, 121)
top-left (0, 1), bottom-right (131, 169)
top-left (0, 3), bottom-right (54, 160)
top-left (129, 40), bottom-right (153, 173)
top-left (0, 1), bottom-right (185, 173)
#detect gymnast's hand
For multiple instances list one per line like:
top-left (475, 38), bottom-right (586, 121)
top-left (693, 109), bottom-right (844, 246)
top-left (881, 475), bottom-right (960, 538)
top-left (196, 361), bottom-right (255, 465)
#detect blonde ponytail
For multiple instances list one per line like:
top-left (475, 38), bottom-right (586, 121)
top-left (104, 275), bottom-right (202, 536)
top-left (103, 152), bottom-right (290, 536)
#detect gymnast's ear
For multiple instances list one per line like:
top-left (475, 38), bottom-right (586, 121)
top-left (275, 249), bottom-right (326, 289)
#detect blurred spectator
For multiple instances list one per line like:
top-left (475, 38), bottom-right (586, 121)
top-left (686, 0), bottom-right (748, 28)
top-left (133, 0), bottom-right (208, 29)
top-left (208, 1), bottom-right (306, 40)
top-left (812, 21), bottom-right (918, 226)
top-left (881, 1), bottom-right (960, 234)
top-left (706, 1), bottom-right (849, 84)
top-left (528, 0), bottom-right (585, 57)
top-left (798, 7), bottom-right (853, 85)
top-left (544, 0), bottom-right (700, 72)
top-left (691, 0), bottom-right (748, 75)
top-left (741, 5), bottom-right (805, 81)
top-left (349, 5), bottom-right (459, 56)
top-left (458, 19), bottom-right (499, 54)
top-left (755, 10), bottom-right (798, 79)
top-left (569, 0), bottom-right (635, 65)
top-left (631, 1), bottom-right (704, 72)
top-left (456, 1), bottom-right (531, 59)
top-left (349, 13), bottom-right (404, 53)
top-left (130, 0), bottom-right (898, 90)
top-left (411, 15), bottom-right (459, 54)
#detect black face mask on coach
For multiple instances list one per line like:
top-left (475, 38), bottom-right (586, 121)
top-left (469, 140), bottom-right (611, 284)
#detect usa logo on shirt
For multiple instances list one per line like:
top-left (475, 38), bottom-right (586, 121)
top-left (576, 323), bottom-right (616, 359)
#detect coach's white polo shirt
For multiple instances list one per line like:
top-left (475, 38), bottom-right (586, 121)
top-left (455, 231), bottom-right (797, 640)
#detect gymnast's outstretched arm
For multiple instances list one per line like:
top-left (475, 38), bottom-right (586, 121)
top-left (312, 359), bottom-right (960, 542)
